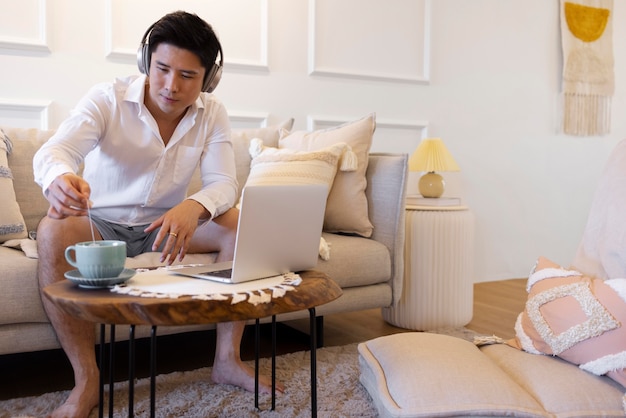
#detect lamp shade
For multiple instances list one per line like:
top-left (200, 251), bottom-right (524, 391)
top-left (409, 138), bottom-right (460, 173)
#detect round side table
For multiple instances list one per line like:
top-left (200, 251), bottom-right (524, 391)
top-left (43, 270), bottom-right (341, 418)
top-left (383, 205), bottom-right (475, 330)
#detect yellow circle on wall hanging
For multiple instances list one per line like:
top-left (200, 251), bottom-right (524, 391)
top-left (564, 2), bottom-right (610, 43)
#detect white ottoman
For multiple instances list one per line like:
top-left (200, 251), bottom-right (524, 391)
top-left (358, 333), bottom-right (625, 417)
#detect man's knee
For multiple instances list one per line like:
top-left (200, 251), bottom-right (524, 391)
top-left (37, 216), bottom-right (100, 252)
top-left (189, 208), bottom-right (239, 255)
top-left (216, 208), bottom-right (239, 244)
top-left (216, 208), bottom-right (239, 231)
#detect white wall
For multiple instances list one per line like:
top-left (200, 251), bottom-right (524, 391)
top-left (1, 0), bottom-right (624, 282)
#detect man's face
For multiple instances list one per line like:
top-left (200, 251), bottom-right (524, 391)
top-left (146, 43), bottom-right (206, 118)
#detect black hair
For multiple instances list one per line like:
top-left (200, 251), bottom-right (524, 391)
top-left (147, 11), bottom-right (220, 74)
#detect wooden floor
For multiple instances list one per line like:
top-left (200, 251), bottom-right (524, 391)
top-left (467, 277), bottom-right (526, 339)
top-left (287, 277), bottom-right (527, 344)
top-left (0, 278), bottom-right (527, 400)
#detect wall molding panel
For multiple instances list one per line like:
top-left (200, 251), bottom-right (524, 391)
top-left (374, 118), bottom-right (428, 153)
top-left (307, 115), bottom-right (428, 133)
top-left (308, 0), bottom-right (430, 84)
top-left (306, 115), bottom-right (428, 154)
top-left (228, 111), bottom-right (270, 129)
top-left (104, 0), bottom-right (269, 72)
top-left (0, 99), bottom-right (52, 130)
top-left (0, 0), bottom-right (49, 54)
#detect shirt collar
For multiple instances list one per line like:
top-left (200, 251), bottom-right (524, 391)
top-left (124, 74), bottom-right (148, 104)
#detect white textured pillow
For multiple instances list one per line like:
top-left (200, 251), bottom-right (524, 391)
top-left (0, 129), bottom-right (28, 243)
top-left (279, 113), bottom-right (375, 237)
top-left (245, 138), bottom-right (357, 191)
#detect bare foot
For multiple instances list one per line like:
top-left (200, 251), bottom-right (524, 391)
top-left (48, 375), bottom-right (99, 418)
top-left (211, 357), bottom-right (284, 394)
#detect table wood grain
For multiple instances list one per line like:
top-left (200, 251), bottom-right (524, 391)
top-left (43, 270), bottom-right (342, 326)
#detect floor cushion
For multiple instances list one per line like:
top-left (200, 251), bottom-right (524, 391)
top-left (358, 332), bottom-right (625, 418)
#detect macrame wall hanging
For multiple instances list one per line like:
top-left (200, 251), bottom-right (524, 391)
top-left (560, 0), bottom-right (614, 136)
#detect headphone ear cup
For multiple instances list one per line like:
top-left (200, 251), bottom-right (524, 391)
top-left (137, 42), bottom-right (150, 75)
top-left (203, 63), bottom-right (222, 93)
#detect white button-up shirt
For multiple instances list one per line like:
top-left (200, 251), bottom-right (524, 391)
top-left (33, 75), bottom-right (238, 226)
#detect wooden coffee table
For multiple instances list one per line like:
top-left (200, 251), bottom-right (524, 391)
top-left (43, 270), bottom-right (341, 418)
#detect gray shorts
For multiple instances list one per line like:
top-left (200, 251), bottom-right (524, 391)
top-left (90, 217), bottom-right (166, 257)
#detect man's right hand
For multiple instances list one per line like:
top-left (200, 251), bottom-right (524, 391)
top-left (44, 173), bottom-right (91, 219)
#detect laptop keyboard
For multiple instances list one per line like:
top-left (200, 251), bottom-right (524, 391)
top-left (200, 268), bottom-right (233, 279)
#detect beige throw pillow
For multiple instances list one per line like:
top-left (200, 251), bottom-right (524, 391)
top-left (0, 129), bottom-right (28, 243)
top-left (279, 113), bottom-right (375, 237)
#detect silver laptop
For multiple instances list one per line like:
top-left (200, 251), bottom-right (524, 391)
top-left (171, 183), bottom-right (328, 284)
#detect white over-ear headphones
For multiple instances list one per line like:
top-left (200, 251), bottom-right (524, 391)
top-left (136, 23), bottom-right (223, 93)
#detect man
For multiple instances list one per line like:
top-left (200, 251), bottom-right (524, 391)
top-left (34, 11), bottom-right (278, 418)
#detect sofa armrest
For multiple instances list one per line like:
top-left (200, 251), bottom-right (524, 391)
top-left (365, 153), bottom-right (408, 305)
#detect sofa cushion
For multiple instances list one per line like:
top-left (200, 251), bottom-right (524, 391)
top-left (0, 130), bottom-right (27, 242)
top-left (509, 256), bottom-right (626, 388)
top-left (316, 232), bottom-right (390, 288)
top-left (279, 113), bottom-right (375, 237)
top-left (359, 332), bottom-right (626, 418)
top-left (0, 247), bottom-right (47, 325)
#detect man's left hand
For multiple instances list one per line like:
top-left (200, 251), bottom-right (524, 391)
top-left (145, 200), bottom-right (210, 265)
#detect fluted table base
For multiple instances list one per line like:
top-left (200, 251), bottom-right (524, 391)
top-left (383, 206), bottom-right (474, 330)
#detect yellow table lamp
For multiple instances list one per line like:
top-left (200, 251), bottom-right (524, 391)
top-left (409, 137), bottom-right (460, 198)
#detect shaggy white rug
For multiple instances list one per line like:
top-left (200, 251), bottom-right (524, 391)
top-left (0, 328), bottom-right (478, 418)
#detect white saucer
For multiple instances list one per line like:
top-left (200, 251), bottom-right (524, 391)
top-left (64, 268), bottom-right (136, 289)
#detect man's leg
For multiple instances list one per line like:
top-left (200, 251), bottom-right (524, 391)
top-left (189, 208), bottom-right (283, 393)
top-left (38, 215), bottom-right (103, 418)
top-left (211, 320), bottom-right (283, 393)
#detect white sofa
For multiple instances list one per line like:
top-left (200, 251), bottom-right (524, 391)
top-left (0, 116), bottom-right (408, 355)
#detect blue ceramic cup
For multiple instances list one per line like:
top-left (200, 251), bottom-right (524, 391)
top-left (64, 240), bottom-right (126, 278)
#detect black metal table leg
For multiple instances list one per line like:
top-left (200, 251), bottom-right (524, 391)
top-left (128, 325), bottom-right (135, 417)
top-left (254, 316), bottom-right (277, 411)
top-left (254, 318), bottom-right (260, 409)
top-left (99, 324), bottom-right (105, 418)
top-left (309, 308), bottom-right (317, 418)
top-left (271, 315), bottom-right (276, 410)
top-left (108, 324), bottom-right (115, 418)
top-left (150, 325), bottom-right (157, 418)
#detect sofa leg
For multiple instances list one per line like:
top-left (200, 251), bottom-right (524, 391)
top-left (316, 316), bottom-right (324, 348)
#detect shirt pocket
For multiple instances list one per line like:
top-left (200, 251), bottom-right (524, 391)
top-left (173, 145), bottom-right (201, 186)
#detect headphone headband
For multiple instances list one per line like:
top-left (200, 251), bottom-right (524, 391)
top-left (136, 22), bottom-right (223, 93)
